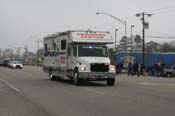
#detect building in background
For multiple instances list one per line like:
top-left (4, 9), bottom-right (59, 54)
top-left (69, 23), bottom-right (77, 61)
top-left (2, 49), bottom-right (14, 60)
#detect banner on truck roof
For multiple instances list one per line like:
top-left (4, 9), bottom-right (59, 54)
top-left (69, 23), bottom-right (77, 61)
top-left (71, 31), bottom-right (113, 43)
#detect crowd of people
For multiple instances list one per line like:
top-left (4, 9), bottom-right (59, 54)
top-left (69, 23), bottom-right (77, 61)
top-left (115, 61), bottom-right (167, 77)
top-left (127, 61), bottom-right (140, 77)
top-left (146, 63), bottom-right (165, 77)
top-left (115, 61), bottom-right (140, 77)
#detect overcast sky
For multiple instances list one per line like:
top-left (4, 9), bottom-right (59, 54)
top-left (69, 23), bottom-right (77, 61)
top-left (1, 0), bottom-right (175, 52)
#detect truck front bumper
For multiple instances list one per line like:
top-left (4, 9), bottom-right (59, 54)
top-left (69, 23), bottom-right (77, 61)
top-left (78, 72), bottom-right (116, 81)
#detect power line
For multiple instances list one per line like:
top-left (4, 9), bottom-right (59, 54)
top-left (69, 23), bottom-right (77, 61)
top-left (133, 6), bottom-right (175, 18)
top-left (153, 9), bottom-right (175, 15)
top-left (125, 31), bottom-right (175, 40)
top-left (66, 6), bottom-right (175, 32)
top-left (147, 30), bottom-right (175, 37)
top-left (146, 36), bottom-right (175, 39)
top-left (78, 21), bottom-right (117, 30)
top-left (145, 6), bottom-right (175, 13)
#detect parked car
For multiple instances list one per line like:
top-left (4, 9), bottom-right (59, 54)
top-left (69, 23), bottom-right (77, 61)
top-left (163, 66), bottom-right (175, 77)
top-left (2, 60), bottom-right (10, 67)
top-left (0, 60), bottom-right (3, 66)
top-left (9, 61), bottom-right (23, 69)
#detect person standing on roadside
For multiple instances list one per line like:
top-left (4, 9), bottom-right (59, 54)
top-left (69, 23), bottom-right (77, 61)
top-left (128, 62), bottom-right (132, 76)
top-left (140, 64), bottom-right (144, 75)
top-left (133, 61), bottom-right (139, 77)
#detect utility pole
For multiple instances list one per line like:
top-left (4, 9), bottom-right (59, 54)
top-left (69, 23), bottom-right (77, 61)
top-left (136, 12), bottom-right (152, 69)
top-left (35, 39), bottom-right (42, 66)
top-left (124, 21), bottom-right (127, 38)
top-left (31, 35), bottom-right (42, 66)
top-left (130, 25), bottom-right (135, 63)
top-left (0, 48), bottom-right (1, 59)
top-left (16, 47), bottom-right (21, 60)
top-left (114, 28), bottom-right (119, 65)
top-left (24, 45), bottom-right (28, 53)
top-left (115, 28), bottom-right (118, 53)
top-left (142, 12), bottom-right (145, 69)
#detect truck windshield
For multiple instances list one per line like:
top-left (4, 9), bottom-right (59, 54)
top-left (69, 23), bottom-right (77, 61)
top-left (78, 45), bottom-right (108, 57)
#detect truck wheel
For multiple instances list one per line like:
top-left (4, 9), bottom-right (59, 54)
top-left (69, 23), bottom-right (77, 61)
top-left (49, 69), bottom-right (56, 80)
top-left (107, 79), bottom-right (115, 86)
top-left (74, 72), bottom-right (80, 85)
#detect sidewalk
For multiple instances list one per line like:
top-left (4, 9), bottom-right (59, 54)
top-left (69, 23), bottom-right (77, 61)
top-left (116, 73), bottom-right (175, 84)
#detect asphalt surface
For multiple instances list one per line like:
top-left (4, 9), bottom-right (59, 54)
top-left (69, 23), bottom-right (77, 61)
top-left (0, 66), bottom-right (175, 116)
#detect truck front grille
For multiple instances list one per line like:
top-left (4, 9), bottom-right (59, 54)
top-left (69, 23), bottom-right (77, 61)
top-left (90, 63), bottom-right (109, 72)
top-left (16, 65), bottom-right (21, 68)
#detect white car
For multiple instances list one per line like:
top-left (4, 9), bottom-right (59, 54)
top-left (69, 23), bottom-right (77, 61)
top-left (163, 66), bottom-right (175, 77)
top-left (9, 61), bottom-right (23, 69)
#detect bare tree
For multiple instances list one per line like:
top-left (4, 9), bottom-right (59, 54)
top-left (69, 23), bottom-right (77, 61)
top-left (159, 43), bottom-right (175, 52)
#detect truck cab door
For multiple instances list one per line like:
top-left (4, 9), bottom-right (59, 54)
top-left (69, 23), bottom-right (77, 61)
top-left (67, 47), bottom-right (73, 70)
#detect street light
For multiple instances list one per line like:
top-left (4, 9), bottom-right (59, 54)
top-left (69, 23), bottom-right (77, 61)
top-left (96, 12), bottom-right (127, 37)
top-left (130, 25), bottom-right (135, 63)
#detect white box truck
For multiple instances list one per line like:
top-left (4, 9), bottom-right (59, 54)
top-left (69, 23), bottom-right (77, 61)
top-left (43, 30), bottom-right (116, 85)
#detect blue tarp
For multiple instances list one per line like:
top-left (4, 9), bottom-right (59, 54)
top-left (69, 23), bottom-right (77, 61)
top-left (115, 52), bottom-right (175, 66)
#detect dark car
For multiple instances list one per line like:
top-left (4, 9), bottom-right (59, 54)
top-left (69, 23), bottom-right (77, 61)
top-left (0, 60), bottom-right (3, 66)
top-left (2, 60), bottom-right (10, 67)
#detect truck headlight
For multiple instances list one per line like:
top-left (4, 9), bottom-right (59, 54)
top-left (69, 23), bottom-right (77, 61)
top-left (111, 66), bottom-right (116, 71)
top-left (80, 66), bottom-right (86, 71)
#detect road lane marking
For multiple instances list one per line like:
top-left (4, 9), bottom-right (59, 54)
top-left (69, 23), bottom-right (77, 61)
top-left (0, 79), bottom-right (20, 92)
top-left (86, 88), bottom-right (105, 95)
top-left (140, 82), bottom-right (175, 86)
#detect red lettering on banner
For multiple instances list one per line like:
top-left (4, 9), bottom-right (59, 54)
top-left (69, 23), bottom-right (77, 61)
top-left (77, 33), bottom-right (107, 39)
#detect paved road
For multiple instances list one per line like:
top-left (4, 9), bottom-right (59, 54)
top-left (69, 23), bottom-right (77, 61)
top-left (0, 66), bottom-right (175, 116)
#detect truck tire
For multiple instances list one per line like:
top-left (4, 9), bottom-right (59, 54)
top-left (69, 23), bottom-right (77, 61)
top-left (107, 79), bottom-right (115, 86)
top-left (74, 71), bottom-right (80, 85)
top-left (49, 69), bottom-right (56, 80)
